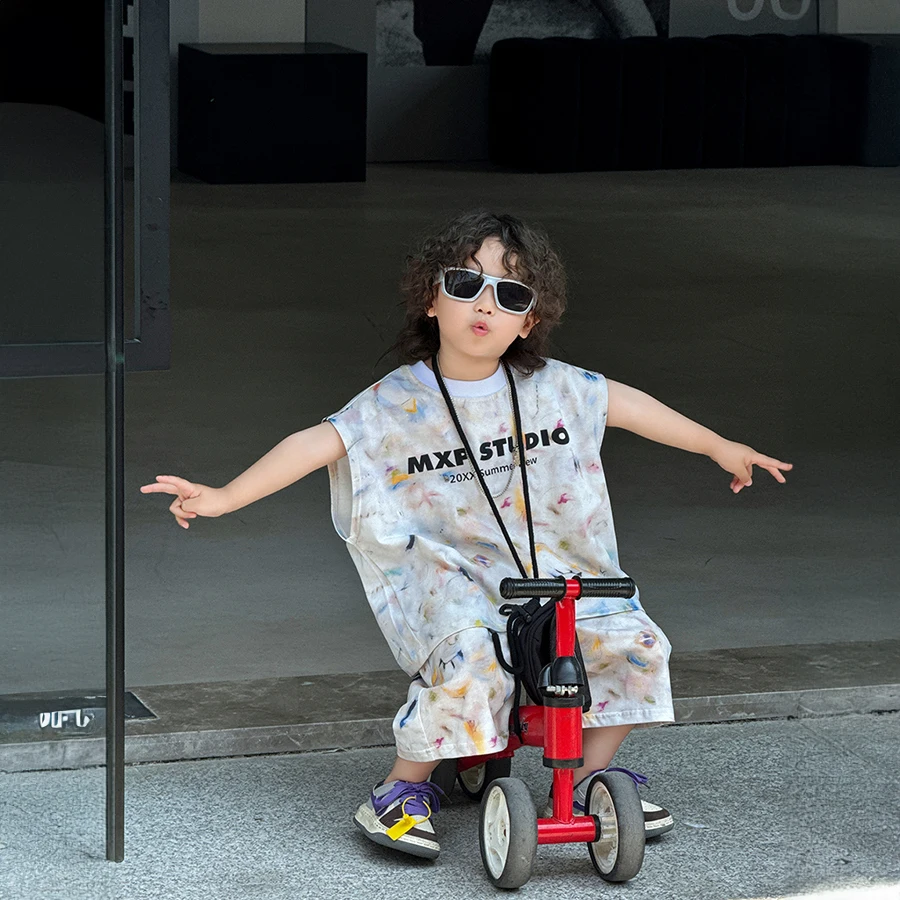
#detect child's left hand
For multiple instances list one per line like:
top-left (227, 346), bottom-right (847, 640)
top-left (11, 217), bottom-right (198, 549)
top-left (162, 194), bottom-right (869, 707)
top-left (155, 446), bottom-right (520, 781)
top-left (711, 440), bottom-right (793, 494)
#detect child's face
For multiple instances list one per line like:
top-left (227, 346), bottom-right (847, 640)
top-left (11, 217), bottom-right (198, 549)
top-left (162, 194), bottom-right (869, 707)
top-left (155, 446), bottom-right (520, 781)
top-left (426, 237), bottom-right (539, 377)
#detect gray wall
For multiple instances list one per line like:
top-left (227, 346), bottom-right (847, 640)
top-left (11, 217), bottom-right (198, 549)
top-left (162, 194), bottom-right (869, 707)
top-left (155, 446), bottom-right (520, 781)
top-left (198, 0), bottom-right (305, 41)
top-left (819, 0), bottom-right (900, 33)
top-left (670, 0), bottom-right (817, 37)
top-left (306, 0), bottom-right (490, 162)
top-left (837, 0), bottom-right (900, 32)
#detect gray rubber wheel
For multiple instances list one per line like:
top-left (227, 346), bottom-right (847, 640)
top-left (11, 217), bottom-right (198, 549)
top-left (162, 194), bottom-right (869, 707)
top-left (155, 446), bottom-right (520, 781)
top-left (457, 756), bottom-right (512, 801)
top-left (429, 758), bottom-right (457, 799)
top-left (586, 770), bottom-right (645, 882)
top-left (479, 778), bottom-right (538, 889)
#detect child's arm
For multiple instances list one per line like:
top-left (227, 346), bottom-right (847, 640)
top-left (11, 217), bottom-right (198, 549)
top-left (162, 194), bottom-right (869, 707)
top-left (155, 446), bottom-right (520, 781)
top-left (606, 380), bottom-right (792, 494)
top-left (140, 422), bottom-right (347, 528)
top-left (220, 422), bottom-right (347, 512)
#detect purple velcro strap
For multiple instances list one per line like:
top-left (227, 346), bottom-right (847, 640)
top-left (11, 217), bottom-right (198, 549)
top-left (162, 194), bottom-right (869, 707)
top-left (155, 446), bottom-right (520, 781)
top-left (604, 767), bottom-right (649, 787)
top-left (373, 780), bottom-right (444, 817)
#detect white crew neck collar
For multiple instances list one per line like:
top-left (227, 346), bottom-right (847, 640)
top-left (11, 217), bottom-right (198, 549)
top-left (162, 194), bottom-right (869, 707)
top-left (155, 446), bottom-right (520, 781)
top-left (409, 360), bottom-right (507, 397)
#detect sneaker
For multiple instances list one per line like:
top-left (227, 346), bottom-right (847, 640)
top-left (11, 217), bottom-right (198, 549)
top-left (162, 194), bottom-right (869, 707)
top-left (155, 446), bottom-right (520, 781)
top-left (640, 799), bottom-right (675, 838)
top-left (541, 767), bottom-right (674, 838)
top-left (353, 780), bottom-right (443, 859)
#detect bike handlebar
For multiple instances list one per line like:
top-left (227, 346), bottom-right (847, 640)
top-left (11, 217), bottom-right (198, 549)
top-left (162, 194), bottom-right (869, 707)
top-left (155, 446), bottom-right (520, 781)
top-left (499, 576), bottom-right (636, 600)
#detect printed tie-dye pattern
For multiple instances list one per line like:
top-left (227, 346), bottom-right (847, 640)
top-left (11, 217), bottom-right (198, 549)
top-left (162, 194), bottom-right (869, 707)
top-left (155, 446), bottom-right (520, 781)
top-left (327, 360), bottom-right (675, 762)
top-left (325, 359), bottom-right (647, 676)
top-left (393, 619), bottom-right (674, 762)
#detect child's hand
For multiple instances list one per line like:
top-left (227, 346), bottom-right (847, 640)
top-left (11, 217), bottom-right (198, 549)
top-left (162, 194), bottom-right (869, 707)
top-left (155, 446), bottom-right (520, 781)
top-left (711, 441), bottom-right (793, 494)
top-left (139, 475), bottom-right (229, 529)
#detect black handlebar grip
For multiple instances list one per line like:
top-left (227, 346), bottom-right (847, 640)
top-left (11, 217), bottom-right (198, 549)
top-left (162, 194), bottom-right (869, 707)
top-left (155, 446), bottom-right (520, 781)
top-left (499, 576), bottom-right (636, 600)
top-left (499, 578), bottom-right (568, 600)
top-left (578, 577), bottom-right (636, 598)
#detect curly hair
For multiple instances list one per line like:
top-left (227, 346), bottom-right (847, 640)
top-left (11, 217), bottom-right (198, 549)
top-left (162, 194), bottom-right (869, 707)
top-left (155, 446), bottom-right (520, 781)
top-left (386, 210), bottom-right (567, 376)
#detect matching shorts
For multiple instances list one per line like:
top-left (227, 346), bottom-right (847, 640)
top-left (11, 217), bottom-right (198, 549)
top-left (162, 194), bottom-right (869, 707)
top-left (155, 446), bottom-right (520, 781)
top-left (393, 611), bottom-right (675, 763)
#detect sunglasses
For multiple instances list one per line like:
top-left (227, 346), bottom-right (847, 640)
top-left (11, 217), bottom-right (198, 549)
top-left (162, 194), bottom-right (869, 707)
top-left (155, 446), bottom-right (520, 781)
top-left (438, 267), bottom-right (536, 315)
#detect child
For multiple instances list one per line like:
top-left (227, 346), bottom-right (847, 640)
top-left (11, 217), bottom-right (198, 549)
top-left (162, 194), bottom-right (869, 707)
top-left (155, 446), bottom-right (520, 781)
top-left (141, 210), bottom-right (792, 861)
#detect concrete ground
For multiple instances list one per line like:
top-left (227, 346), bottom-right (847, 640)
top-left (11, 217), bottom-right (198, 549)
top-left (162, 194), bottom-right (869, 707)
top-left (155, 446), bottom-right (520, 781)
top-left (2, 712), bottom-right (899, 900)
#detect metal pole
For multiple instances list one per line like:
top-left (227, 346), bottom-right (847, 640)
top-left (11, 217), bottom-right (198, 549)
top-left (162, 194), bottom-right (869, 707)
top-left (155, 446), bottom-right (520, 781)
top-left (105, 0), bottom-right (126, 863)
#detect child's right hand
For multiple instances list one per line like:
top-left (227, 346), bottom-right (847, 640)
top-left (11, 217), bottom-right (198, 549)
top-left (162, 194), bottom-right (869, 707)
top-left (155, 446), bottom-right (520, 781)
top-left (139, 475), bottom-right (229, 529)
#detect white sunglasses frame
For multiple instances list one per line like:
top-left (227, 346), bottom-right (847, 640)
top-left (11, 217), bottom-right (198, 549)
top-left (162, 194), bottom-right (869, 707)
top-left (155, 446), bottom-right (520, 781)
top-left (437, 267), bottom-right (537, 316)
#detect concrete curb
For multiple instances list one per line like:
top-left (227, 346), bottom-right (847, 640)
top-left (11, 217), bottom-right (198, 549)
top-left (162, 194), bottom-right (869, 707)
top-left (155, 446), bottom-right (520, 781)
top-left (3, 682), bottom-right (898, 774)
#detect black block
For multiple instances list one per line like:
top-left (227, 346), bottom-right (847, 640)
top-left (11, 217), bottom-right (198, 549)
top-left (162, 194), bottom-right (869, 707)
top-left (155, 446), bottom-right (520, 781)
top-left (620, 37), bottom-right (665, 171)
top-left (578, 39), bottom-right (623, 172)
top-left (489, 38), bottom-right (582, 172)
top-left (662, 37), bottom-right (706, 169)
top-left (848, 35), bottom-right (900, 167)
top-left (534, 38), bottom-right (584, 172)
top-left (178, 42), bottom-right (367, 184)
top-left (489, 39), bottom-right (542, 169)
top-left (701, 37), bottom-right (747, 168)
top-left (821, 35), bottom-right (869, 165)
top-left (719, 34), bottom-right (791, 168)
top-left (784, 35), bottom-right (834, 166)
top-left (488, 32), bottom-right (898, 174)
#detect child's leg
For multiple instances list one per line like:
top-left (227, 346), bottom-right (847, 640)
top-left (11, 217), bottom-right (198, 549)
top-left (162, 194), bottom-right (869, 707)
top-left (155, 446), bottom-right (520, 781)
top-left (573, 724), bottom-right (634, 785)
top-left (570, 612), bottom-right (677, 836)
top-left (385, 756), bottom-right (439, 785)
top-left (354, 629), bottom-right (515, 858)
top-left (382, 628), bottom-right (516, 784)
top-left (372, 628), bottom-right (512, 783)
top-left (576, 611), bottom-right (675, 730)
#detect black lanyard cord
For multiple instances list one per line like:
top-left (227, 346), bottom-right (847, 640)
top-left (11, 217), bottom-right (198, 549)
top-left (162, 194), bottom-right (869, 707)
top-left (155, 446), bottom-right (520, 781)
top-left (505, 356), bottom-right (540, 578)
top-left (431, 354), bottom-right (539, 580)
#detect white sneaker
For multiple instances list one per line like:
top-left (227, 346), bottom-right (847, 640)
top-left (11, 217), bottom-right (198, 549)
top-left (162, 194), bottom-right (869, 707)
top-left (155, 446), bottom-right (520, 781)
top-left (541, 768), bottom-right (674, 838)
top-left (353, 780), bottom-right (442, 859)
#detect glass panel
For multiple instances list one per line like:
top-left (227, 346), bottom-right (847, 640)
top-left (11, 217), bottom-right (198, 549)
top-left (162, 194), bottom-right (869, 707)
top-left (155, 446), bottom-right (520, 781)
top-left (0, 0), bottom-right (111, 855)
top-left (0, 0), bottom-right (136, 346)
top-left (0, 104), bottom-right (107, 344)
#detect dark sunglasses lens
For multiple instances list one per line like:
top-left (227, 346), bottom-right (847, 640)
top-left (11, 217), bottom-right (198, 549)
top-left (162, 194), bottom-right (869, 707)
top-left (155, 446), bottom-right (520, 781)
top-left (497, 282), bottom-right (534, 312)
top-left (444, 270), bottom-right (484, 299)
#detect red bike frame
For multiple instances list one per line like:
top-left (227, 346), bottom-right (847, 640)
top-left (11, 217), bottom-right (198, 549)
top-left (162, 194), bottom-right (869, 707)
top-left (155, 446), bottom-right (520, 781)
top-left (457, 578), bottom-right (600, 844)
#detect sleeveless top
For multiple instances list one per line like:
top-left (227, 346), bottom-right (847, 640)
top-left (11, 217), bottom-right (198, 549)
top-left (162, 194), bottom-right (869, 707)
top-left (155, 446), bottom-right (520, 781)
top-left (325, 357), bottom-right (642, 675)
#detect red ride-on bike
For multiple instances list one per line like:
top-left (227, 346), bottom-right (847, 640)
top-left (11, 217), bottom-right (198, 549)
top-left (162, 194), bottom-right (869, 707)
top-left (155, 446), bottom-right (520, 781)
top-left (430, 575), bottom-right (646, 890)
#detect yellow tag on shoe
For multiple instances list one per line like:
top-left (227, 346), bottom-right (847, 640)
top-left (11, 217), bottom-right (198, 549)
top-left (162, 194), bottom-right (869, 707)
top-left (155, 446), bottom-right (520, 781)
top-left (386, 813), bottom-right (418, 841)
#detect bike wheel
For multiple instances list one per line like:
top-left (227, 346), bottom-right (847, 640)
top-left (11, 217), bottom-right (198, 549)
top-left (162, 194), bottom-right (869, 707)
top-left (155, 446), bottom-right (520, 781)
top-left (429, 758), bottom-right (457, 799)
top-left (586, 770), bottom-right (645, 882)
top-left (479, 777), bottom-right (538, 889)
top-left (458, 757), bottom-right (512, 801)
